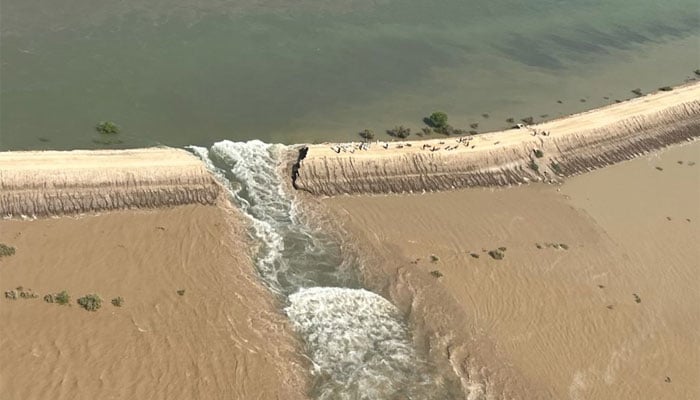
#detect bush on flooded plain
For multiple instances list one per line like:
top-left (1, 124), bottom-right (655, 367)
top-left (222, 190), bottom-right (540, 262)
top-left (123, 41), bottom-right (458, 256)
top-left (430, 270), bottom-right (444, 278)
top-left (95, 121), bottom-right (119, 135)
top-left (0, 243), bottom-right (16, 257)
top-left (425, 112), bottom-right (448, 129)
top-left (386, 126), bottom-right (411, 139)
top-left (77, 294), bottom-right (102, 311)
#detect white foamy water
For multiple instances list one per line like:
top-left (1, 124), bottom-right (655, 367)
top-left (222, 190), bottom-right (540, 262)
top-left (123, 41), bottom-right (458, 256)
top-left (287, 287), bottom-right (439, 400)
top-left (189, 140), bottom-right (457, 399)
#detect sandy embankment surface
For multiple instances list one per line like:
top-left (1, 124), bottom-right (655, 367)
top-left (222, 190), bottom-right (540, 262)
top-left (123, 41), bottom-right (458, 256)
top-left (0, 148), bottom-right (221, 216)
top-left (295, 82), bottom-right (700, 195)
top-left (324, 141), bottom-right (699, 399)
top-left (0, 149), bottom-right (309, 399)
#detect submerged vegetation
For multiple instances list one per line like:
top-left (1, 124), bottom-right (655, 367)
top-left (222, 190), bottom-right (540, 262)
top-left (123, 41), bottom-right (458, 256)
top-left (0, 243), bottom-right (16, 257)
top-left (96, 121), bottom-right (119, 135)
top-left (44, 290), bottom-right (71, 305)
top-left (77, 294), bottom-right (102, 311)
top-left (111, 296), bottom-right (125, 307)
top-left (387, 126), bottom-right (411, 139)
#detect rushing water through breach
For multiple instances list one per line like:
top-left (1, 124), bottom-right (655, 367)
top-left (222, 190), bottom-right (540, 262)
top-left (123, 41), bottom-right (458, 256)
top-left (190, 140), bottom-right (459, 399)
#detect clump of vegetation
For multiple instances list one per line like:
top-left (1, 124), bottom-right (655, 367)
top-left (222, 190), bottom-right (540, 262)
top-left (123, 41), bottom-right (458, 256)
top-left (358, 129), bottom-right (375, 141)
top-left (470, 253), bottom-right (480, 259)
top-left (633, 293), bottom-right (641, 304)
top-left (533, 149), bottom-right (544, 158)
top-left (177, 289), bottom-right (186, 296)
top-left (539, 114), bottom-right (549, 119)
top-left (481, 113), bottom-right (490, 119)
top-left (430, 254), bottom-right (440, 262)
top-left (498, 246), bottom-right (507, 251)
top-left (631, 88), bottom-right (643, 96)
top-left (694, 69), bottom-right (700, 76)
top-left (96, 121), bottom-right (119, 135)
top-left (421, 127), bottom-right (432, 136)
top-left (430, 270), bottom-right (444, 278)
top-left (528, 160), bottom-right (539, 172)
top-left (559, 243), bottom-right (569, 250)
top-left (44, 290), bottom-right (71, 305)
top-left (550, 162), bottom-right (562, 174)
top-left (111, 296), bottom-right (124, 307)
top-left (0, 243), bottom-right (16, 257)
top-left (386, 125), bottom-right (411, 139)
top-left (488, 249), bottom-right (505, 260)
top-left (77, 294), bottom-right (102, 311)
top-left (92, 137), bottom-right (124, 146)
top-left (5, 290), bottom-right (17, 300)
top-left (659, 86), bottom-right (673, 92)
top-left (521, 116), bottom-right (534, 125)
top-left (425, 111), bottom-right (448, 129)
top-left (15, 287), bottom-right (38, 299)
top-left (579, 98), bottom-right (586, 103)
top-left (469, 122), bottom-right (479, 129)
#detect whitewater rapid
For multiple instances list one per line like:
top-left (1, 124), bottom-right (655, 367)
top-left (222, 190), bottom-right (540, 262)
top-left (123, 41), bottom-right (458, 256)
top-left (189, 140), bottom-right (455, 399)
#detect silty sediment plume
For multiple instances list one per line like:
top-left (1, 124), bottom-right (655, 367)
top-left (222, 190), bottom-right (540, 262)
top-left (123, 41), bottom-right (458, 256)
top-left (0, 148), bottom-right (221, 216)
top-left (292, 83), bottom-right (700, 196)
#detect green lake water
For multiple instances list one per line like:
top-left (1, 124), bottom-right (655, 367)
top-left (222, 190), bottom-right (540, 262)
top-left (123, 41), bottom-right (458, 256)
top-left (1, 0), bottom-right (698, 150)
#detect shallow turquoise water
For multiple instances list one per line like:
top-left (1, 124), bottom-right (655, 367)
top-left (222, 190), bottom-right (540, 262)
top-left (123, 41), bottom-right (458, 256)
top-left (1, 0), bottom-right (698, 150)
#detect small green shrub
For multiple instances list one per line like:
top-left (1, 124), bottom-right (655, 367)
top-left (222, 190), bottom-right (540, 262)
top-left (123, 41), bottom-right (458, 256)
top-left (560, 243), bottom-right (569, 250)
top-left (96, 121), bottom-right (119, 135)
top-left (430, 254), bottom-right (439, 262)
top-left (694, 69), bottom-right (700, 76)
top-left (0, 243), bottom-right (16, 257)
top-left (77, 294), bottom-right (102, 311)
top-left (430, 270), bottom-right (444, 278)
top-left (658, 86), bottom-right (673, 92)
top-left (533, 149), bottom-right (544, 158)
top-left (505, 117), bottom-right (515, 123)
top-left (55, 290), bottom-right (70, 305)
top-left (177, 289), bottom-right (186, 296)
top-left (386, 126), bottom-right (411, 139)
top-left (111, 296), bottom-right (124, 307)
top-left (631, 88), bottom-right (643, 96)
top-left (426, 112), bottom-right (448, 128)
top-left (498, 246), bottom-right (507, 252)
top-left (470, 253), bottom-right (480, 259)
top-left (469, 122), bottom-right (479, 129)
top-left (521, 116), bottom-right (534, 125)
top-left (5, 290), bottom-right (17, 300)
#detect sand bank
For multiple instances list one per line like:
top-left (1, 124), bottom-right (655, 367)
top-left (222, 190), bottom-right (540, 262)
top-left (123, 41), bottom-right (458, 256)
top-left (0, 204), bottom-right (308, 399)
top-left (322, 141), bottom-right (699, 399)
top-left (294, 83), bottom-right (700, 195)
top-left (0, 148), bottom-right (220, 216)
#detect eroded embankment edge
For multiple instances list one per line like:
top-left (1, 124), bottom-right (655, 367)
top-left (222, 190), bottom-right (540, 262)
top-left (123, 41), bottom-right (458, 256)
top-left (292, 96), bottom-right (700, 196)
top-left (0, 148), bottom-right (222, 217)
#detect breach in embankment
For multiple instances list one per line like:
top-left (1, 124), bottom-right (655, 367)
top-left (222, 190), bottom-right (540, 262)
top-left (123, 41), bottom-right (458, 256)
top-left (292, 82), bottom-right (700, 196)
top-left (0, 148), bottom-right (221, 216)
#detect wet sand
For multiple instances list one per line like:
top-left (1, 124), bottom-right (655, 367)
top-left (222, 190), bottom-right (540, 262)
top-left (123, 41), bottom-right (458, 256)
top-left (0, 205), bottom-right (308, 399)
top-left (323, 141), bottom-right (699, 399)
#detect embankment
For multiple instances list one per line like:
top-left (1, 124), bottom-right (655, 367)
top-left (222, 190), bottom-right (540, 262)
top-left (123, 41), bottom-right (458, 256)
top-left (292, 83), bottom-right (700, 196)
top-left (0, 148), bottom-right (221, 216)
